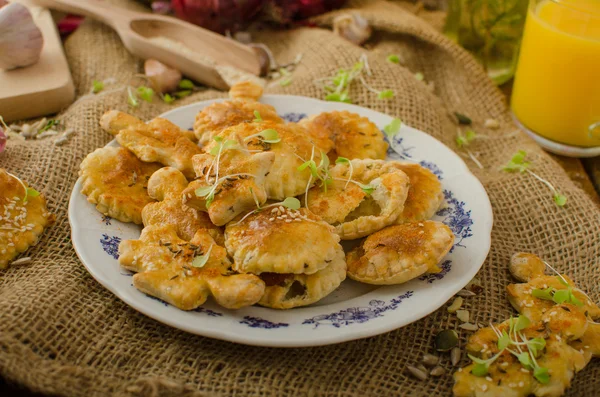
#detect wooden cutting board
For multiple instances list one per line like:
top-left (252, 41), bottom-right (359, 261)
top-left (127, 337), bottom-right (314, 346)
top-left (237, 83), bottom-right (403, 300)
top-left (0, 0), bottom-right (74, 122)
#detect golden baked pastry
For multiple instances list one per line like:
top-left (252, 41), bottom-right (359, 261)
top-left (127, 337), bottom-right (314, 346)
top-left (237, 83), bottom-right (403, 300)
top-left (306, 159), bottom-right (410, 240)
top-left (346, 221), bottom-right (454, 285)
top-left (118, 224), bottom-right (265, 310)
top-left (224, 207), bottom-right (341, 275)
top-left (258, 245), bottom-right (347, 309)
top-left (454, 253), bottom-right (600, 397)
top-left (182, 137), bottom-right (275, 226)
top-left (80, 147), bottom-right (161, 224)
top-left (100, 111), bottom-right (201, 179)
top-left (0, 169), bottom-right (55, 269)
top-left (194, 81), bottom-right (283, 146)
top-left (204, 121), bottom-right (323, 199)
top-left (142, 167), bottom-right (223, 244)
top-left (299, 110), bottom-right (388, 159)
top-left (390, 162), bottom-right (443, 223)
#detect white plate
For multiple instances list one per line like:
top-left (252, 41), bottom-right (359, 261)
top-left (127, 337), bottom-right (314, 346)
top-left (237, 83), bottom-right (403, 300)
top-left (69, 96), bottom-right (493, 347)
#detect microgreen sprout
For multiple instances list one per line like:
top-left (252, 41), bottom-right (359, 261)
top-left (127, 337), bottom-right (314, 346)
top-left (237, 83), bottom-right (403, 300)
top-left (127, 87), bottom-right (139, 107)
top-left (175, 90), bottom-right (192, 99)
top-left (178, 79), bottom-right (195, 90)
top-left (279, 68), bottom-right (293, 87)
top-left (137, 86), bottom-right (155, 103)
top-left (40, 119), bottom-right (59, 133)
top-left (502, 151), bottom-right (567, 207)
top-left (192, 244), bottom-right (212, 268)
top-left (6, 172), bottom-right (39, 203)
top-left (470, 314), bottom-right (550, 384)
top-left (92, 80), bottom-right (104, 94)
top-left (456, 129), bottom-right (477, 148)
top-left (415, 72), bottom-right (424, 81)
top-left (335, 157), bottom-right (353, 189)
top-left (530, 261), bottom-right (584, 307)
top-left (196, 136), bottom-right (252, 207)
top-left (387, 54), bottom-right (400, 64)
top-left (244, 129), bottom-right (281, 144)
top-left (162, 94), bottom-right (175, 104)
top-left (383, 118), bottom-right (402, 138)
top-left (316, 54), bottom-right (393, 103)
top-left (234, 194), bottom-right (301, 225)
top-left (253, 110), bottom-right (263, 122)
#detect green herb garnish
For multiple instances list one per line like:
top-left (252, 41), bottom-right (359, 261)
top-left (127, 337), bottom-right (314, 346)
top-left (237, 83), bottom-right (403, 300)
top-left (175, 90), bottom-right (192, 99)
top-left (192, 244), bottom-right (212, 268)
top-left (383, 118), bottom-right (402, 137)
top-left (245, 129), bottom-right (281, 144)
top-left (137, 86), bottom-right (155, 103)
top-left (127, 87), bottom-right (139, 107)
top-left (502, 150), bottom-right (567, 207)
top-left (387, 54), bottom-right (400, 64)
top-left (378, 89), bottom-right (394, 99)
top-left (163, 94), bottom-right (175, 104)
top-left (253, 110), bottom-right (263, 122)
top-left (415, 72), bottom-right (424, 81)
top-left (40, 119), bottom-right (59, 133)
top-left (92, 80), bottom-right (104, 94)
top-left (178, 79), bottom-right (194, 90)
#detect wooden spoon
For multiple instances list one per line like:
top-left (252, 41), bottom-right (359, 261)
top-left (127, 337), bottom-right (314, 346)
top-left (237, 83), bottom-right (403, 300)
top-left (34, 0), bottom-right (262, 90)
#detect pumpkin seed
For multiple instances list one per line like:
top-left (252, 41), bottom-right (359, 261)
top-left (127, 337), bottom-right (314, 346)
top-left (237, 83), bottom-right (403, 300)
top-left (447, 297), bottom-right (463, 313)
top-left (459, 322), bottom-right (479, 331)
top-left (456, 309), bottom-right (470, 323)
top-left (435, 329), bottom-right (458, 352)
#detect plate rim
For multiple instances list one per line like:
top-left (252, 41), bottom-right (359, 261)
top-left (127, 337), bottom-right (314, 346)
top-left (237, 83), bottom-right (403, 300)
top-left (69, 95), bottom-right (494, 347)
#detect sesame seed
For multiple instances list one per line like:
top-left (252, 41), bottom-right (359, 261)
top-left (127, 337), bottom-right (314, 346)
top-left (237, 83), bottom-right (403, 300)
top-left (509, 383), bottom-right (516, 388)
top-left (585, 345), bottom-right (590, 349)
top-left (269, 217), bottom-right (275, 221)
top-left (285, 219), bottom-right (292, 223)
top-left (518, 381), bottom-right (524, 387)
top-left (294, 218), bottom-right (301, 222)
top-left (278, 206), bottom-right (284, 212)
top-left (485, 377), bottom-right (492, 382)
top-left (271, 208), bottom-right (278, 213)
top-left (521, 368), bottom-right (529, 373)
top-left (481, 385), bottom-right (487, 392)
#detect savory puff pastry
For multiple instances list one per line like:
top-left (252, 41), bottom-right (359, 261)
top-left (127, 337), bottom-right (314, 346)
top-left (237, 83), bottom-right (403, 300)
top-left (143, 167), bottom-right (223, 244)
top-left (182, 139), bottom-right (275, 226)
top-left (346, 221), bottom-right (454, 285)
top-left (205, 121), bottom-right (323, 200)
top-left (225, 207), bottom-right (341, 275)
top-left (258, 245), bottom-right (347, 309)
top-left (299, 110), bottom-right (388, 159)
top-left (0, 169), bottom-right (55, 269)
top-left (194, 81), bottom-right (283, 146)
top-left (119, 224), bottom-right (265, 310)
top-left (80, 147), bottom-right (161, 224)
top-left (389, 162), bottom-right (443, 224)
top-left (307, 159), bottom-right (410, 240)
top-left (100, 111), bottom-right (201, 179)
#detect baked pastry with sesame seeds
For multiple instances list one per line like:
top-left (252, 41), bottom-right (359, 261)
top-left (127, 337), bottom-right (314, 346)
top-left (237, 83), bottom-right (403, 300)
top-left (80, 147), bottom-right (161, 224)
top-left (299, 110), bottom-right (389, 160)
top-left (193, 80), bottom-right (284, 146)
top-left (306, 159), bottom-right (410, 240)
top-left (204, 121), bottom-right (323, 200)
top-left (224, 207), bottom-right (342, 275)
top-left (142, 167), bottom-right (223, 244)
top-left (258, 245), bottom-right (346, 309)
top-left (118, 224), bottom-right (265, 310)
top-left (0, 169), bottom-right (55, 269)
top-left (182, 135), bottom-right (275, 226)
top-left (100, 111), bottom-right (201, 179)
top-left (346, 221), bottom-right (454, 285)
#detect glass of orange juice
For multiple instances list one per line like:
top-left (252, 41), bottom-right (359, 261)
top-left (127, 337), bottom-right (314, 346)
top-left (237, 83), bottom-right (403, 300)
top-left (511, 0), bottom-right (600, 157)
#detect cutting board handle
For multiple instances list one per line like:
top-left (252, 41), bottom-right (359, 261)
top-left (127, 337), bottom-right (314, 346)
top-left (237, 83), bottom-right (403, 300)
top-left (32, 0), bottom-right (134, 29)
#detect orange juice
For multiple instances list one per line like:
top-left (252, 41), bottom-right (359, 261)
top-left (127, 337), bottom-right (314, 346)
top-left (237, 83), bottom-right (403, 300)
top-left (511, 0), bottom-right (600, 148)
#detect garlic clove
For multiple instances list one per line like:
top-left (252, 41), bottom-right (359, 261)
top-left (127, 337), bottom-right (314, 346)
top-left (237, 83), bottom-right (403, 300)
top-left (332, 13), bottom-right (372, 46)
top-left (248, 43), bottom-right (272, 77)
top-left (0, 0), bottom-right (7, 9)
top-left (144, 59), bottom-right (182, 94)
top-left (0, 3), bottom-right (44, 70)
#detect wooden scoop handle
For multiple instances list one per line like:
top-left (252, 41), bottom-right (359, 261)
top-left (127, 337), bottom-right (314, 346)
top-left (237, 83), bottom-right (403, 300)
top-left (32, 0), bottom-right (134, 28)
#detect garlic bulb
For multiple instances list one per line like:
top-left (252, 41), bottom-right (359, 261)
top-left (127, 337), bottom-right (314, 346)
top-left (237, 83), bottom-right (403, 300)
top-left (144, 59), bottom-right (182, 93)
top-left (332, 13), bottom-right (371, 46)
top-left (0, 3), bottom-right (44, 70)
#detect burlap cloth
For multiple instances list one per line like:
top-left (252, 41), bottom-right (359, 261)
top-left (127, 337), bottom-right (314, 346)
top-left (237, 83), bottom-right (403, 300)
top-left (1, 1), bottom-right (599, 396)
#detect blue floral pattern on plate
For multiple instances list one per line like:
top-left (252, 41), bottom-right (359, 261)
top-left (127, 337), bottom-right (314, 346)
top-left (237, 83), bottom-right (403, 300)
top-left (197, 307), bottom-right (223, 317)
top-left (418, 260), bottom-right (452, 283)
top-left (100, 234), bottom-right (121, 260)
top-left (101, 215), bottom-right (112, 225)
top-left (302, 291), bottom-right (414, 328)
top-left (240, 316), bottom-right (289, 329)
top-left (436, 190), bottom-right (474, 251)
top-left (280, 112), bottom-right (308, 123)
